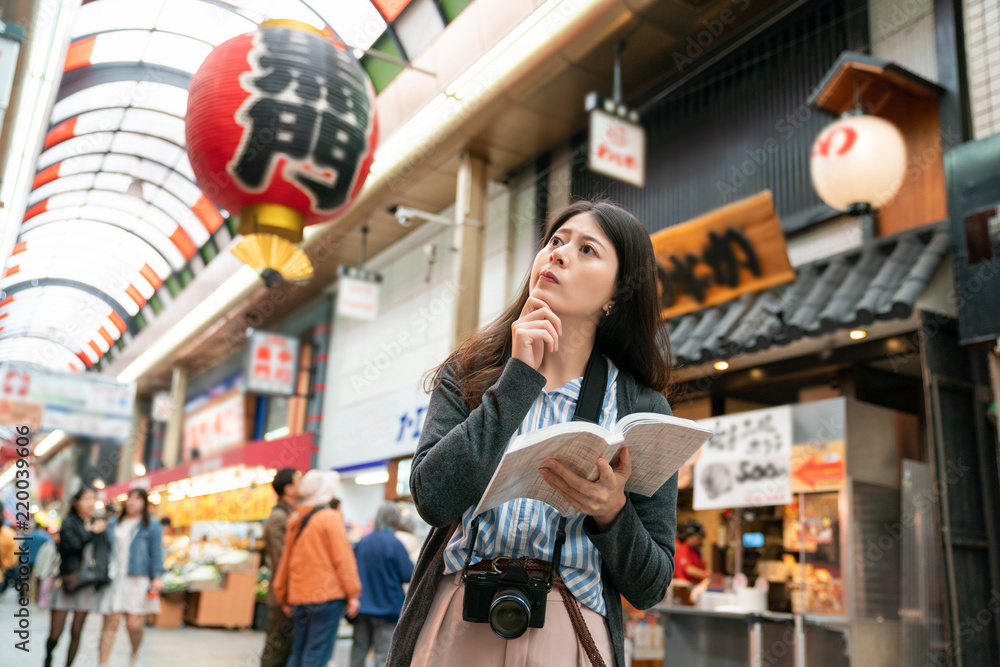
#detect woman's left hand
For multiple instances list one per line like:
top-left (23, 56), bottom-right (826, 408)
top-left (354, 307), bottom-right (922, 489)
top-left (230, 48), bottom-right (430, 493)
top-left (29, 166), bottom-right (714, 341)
top-left (539, 447), bottom-right (632, 531)
top-left (150, 577), bottom-right (164, 594)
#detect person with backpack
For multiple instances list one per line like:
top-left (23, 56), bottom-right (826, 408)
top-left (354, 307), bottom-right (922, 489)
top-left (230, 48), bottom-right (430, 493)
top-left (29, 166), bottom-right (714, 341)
top-left (273, 470), bottom-right (361, 667)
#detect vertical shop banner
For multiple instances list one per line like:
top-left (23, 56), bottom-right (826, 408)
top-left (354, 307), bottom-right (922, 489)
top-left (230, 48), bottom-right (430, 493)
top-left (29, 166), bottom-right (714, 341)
top-left (182, 375), bottom-right (245, 460)
top-left (244, 331), bottom-right (299, 396)
top-left (694, 405), bottom-right (793, 510)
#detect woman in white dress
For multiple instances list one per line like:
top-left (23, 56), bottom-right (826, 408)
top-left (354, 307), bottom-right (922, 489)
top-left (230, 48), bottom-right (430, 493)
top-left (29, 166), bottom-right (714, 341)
top-left (97, 489), bottom-right (164, 667)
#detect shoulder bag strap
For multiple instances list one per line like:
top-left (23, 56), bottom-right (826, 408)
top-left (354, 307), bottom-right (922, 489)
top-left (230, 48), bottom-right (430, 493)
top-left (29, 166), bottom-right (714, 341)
top-left (572, 345), bottom-right (607, 425)
top-left (634, 385), bottom-right (655, 414)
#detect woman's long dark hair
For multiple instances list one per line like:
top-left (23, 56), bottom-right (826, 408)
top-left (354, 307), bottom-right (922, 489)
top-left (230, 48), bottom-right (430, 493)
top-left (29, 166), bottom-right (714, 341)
top-left (427, 200), bottom-right (672, 408)
top-left (120, 488), bottom-right (151, 528)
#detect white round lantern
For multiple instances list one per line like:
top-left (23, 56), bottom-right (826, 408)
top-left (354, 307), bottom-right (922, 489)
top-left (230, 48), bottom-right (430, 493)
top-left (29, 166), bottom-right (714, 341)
top-left (810, 113), bottom-right (907, 212)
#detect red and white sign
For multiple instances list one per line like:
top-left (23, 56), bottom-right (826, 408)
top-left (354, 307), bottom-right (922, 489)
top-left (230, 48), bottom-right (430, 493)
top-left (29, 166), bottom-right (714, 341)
top-left (182, 388), bottom-right (245, 460)
top-left (245, 331), bottom-right (299, 396)
top-left (588, 108), bottom-right (646, 188)
top-left (336, 275), bottom-right (379, 321)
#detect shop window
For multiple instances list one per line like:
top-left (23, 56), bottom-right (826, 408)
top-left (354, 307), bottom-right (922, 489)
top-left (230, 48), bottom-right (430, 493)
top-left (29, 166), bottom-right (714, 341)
top-left (386, 456), bottom-right (412, 501)
top-left (963, 204), bottom-right (1000, 264)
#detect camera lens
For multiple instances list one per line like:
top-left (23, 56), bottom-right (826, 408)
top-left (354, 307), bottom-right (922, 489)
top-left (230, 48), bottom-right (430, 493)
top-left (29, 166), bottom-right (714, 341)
top-left (489, 587), bottom-right (532, 639)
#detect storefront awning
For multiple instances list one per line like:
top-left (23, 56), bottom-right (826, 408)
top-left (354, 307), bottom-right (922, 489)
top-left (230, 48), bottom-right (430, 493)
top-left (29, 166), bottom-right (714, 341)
top-left (666, 225), bottom-right (951, 367)
top-left (102, 432), bottom-right (313, 500)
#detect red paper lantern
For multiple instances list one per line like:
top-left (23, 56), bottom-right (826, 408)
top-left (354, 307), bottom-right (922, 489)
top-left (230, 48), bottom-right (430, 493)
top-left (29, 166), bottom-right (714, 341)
top-left (185, 19), bottom-right (378, 281)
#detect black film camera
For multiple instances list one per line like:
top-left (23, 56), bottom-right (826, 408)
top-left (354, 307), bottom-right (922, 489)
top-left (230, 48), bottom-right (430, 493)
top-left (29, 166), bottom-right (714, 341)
top-left (462, 559), bottom-right (549, 639)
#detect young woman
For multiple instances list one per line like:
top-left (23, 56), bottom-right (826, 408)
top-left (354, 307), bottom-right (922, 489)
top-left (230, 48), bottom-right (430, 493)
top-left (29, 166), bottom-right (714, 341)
top-left (46, 486), bottom-right (111, 667)
top-left (387, 200), bottom-right (676, 667)
top-left (97, 488), bottom-right (164, 667)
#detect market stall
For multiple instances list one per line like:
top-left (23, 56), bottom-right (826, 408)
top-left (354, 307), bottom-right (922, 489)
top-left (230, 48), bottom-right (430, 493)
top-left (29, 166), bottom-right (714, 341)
top-left (646, 397), bottom-right (920, 667)
top-left (101, 433), bottom-right (313, 629)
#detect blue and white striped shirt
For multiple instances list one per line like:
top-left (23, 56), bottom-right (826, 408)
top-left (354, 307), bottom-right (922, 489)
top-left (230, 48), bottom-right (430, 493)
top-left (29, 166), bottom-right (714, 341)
top-left (442, 357), bottom-right (620, 615)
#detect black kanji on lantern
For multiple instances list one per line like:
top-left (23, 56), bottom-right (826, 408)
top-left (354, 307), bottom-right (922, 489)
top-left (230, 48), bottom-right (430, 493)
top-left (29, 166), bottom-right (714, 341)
top-left (232, 27), bottom-right (372, 211)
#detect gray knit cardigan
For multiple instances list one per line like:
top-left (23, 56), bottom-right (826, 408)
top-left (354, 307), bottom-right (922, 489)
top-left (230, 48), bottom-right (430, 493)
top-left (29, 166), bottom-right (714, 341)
top-left (386, 357), bottom-right (678, 667)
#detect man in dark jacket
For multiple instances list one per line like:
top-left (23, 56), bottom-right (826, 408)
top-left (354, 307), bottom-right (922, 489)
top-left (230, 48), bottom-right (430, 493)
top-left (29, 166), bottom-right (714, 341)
top-left (260, 468), bottom-right (301, 667)
top-left (351, 503), bottom-right (413, 667)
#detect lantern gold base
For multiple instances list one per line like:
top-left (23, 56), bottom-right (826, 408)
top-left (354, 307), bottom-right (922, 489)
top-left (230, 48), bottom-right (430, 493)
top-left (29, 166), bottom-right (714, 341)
top-left (259, 18), bottom-right (326, 37)
top-left (231, 233), bottom-right (314, 285)
top-left (238, 203), bottom-right (306, 243)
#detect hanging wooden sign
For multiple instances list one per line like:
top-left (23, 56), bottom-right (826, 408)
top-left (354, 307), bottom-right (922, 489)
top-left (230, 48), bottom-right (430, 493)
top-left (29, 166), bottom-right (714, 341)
top-left (651, 190), bottom-right (796, 320)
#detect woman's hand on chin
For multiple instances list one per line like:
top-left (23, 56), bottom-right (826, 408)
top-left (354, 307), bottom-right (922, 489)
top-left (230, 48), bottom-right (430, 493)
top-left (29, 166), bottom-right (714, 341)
top-left (512, 295), bottom-right (562, 370)
top-left (538, 448), bottom-right (632, 531)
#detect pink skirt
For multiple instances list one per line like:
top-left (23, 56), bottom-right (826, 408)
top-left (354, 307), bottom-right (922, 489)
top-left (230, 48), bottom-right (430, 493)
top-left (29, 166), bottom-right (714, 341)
top-left (411, 573), bottom-right (616, 667)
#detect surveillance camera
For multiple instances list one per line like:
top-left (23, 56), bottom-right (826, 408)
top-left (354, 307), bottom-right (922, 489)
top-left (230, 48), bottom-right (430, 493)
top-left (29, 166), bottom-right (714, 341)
top-left (399, 215), bottom-right (412, 227)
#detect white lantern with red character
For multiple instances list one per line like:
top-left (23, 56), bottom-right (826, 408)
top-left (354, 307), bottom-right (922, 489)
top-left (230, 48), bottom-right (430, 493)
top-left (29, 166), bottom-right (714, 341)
top-left (185, 19), bottom-right (378, 283)
top-left (810, 112), bottom-right (907, 216)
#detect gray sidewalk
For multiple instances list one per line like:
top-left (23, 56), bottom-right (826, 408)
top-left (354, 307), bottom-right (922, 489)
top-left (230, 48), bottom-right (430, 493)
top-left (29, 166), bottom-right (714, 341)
top-left (0, 595), bottom-right (355, 667)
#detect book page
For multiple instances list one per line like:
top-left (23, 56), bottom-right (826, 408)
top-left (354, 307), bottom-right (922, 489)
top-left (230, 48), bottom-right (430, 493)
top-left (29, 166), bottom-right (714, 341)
top-left (619, 418), bottom-right (713, 496)
top-left (474, 431), bottom-right (616, 516)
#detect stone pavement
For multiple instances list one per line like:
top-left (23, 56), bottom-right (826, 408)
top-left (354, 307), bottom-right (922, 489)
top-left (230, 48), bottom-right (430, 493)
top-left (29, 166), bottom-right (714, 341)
top-left (0, 594), bottom-right (356, 667)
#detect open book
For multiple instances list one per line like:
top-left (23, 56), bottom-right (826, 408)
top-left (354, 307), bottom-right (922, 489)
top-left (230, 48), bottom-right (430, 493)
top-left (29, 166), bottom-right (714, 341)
top-left (474, 413), bottom-right (714, 516)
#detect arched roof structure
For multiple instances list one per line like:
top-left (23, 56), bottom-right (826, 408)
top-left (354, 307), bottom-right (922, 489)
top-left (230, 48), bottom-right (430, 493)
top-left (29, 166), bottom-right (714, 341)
top-left (1, 0), bottom-right (455, 371)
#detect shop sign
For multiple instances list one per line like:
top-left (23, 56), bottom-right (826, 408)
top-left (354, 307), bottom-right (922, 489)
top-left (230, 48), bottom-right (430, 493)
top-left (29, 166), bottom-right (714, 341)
top-left (336, 269), bottom-right (381, 321)
top-left (651, 191), bottom-right (795, 320)
top-left (183, 388), bottom-right (245, 460)
top-left (158, 484), bottom-right (276, 528)
top-left (325, 385), bottom-right (428, 469)
top-left (790, 440), bottom-right (845, 492)
top-left (151, 392), bottom-right (172, 423)
top-left (693, 405), bottom-right (793, 510)
top-left (0, 363), bottom-right (135, 440)
top-left (0, 399), bottom-right (43, 433)
top-left (244, 331), bottom-right (299, 396)
top-left (588, 104), bottom-right (646, 188)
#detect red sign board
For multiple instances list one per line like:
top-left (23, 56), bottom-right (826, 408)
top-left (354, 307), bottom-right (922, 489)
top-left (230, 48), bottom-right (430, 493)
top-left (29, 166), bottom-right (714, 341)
top-left (245, 331), bottom-right (300, 396)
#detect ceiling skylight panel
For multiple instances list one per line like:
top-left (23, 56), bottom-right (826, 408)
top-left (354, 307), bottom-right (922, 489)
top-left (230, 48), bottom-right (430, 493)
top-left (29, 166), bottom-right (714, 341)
top-left (120, 109), bottom-right (186, 145)
top-left (154, 1), bottom-right (257, 45)
top-left (29, 174), bottom-right (97, 205)
top-left (37, 133), bottom-right (115, 169)
top-left (143, 32), bottom-right (214, 73)
top-left (88, 31), bottom-right (151, 65)
top-left (72, 0), bottom-right (164, 38)
top-left (314, 0), bottom-right (387, 50)
top-left (51, 82), bottom-right (137, 123)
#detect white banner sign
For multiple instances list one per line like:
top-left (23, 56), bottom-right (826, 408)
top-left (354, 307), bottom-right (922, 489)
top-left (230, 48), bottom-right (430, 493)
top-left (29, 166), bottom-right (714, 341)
top-left (245, 331), bottom-right (299, 396)
top-left (588, 108), bottom-right (646, 188)
top-left (693, 405), bottom-right (792, 510)
top-left (324, 385), bottom-right (429, 469)
top-left (336, 275), bottom-right (379, 321)
top-left (0, 364), bottom-right (135, 440)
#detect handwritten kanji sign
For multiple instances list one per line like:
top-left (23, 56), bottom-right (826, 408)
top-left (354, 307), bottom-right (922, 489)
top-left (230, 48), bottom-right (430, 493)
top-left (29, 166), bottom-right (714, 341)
top-left (651, 191), bottom-right (795, 320)
top-left (693, 405), bottom-right (793, 510)
top-left (244, 331), bottom-right (299, 396)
